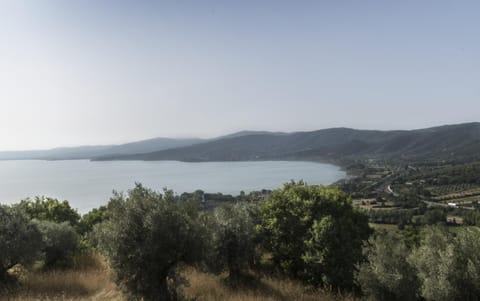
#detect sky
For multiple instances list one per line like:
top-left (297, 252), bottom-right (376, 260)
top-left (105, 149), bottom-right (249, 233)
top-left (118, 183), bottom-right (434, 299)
top-left (0, 0), bottom-right (479, 150)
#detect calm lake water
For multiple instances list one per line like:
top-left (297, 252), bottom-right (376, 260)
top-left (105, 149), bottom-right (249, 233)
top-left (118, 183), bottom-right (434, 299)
top-left (0, 160), bottom-right (345, 213)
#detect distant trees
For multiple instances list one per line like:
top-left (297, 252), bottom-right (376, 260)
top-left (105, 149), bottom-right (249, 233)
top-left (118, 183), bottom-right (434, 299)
top-left (0, 205), bottom-right (43, 282)
top-left (462, 210), bottom-right (480, 226)
top-left (95, 184), bottom-right (204, 301)
top-left (367, 209), bottom-right (415, 226)
top-left (422, 208), bottom-right (447, 225)
top-left (401, 162), bottom-right (480, 186)
top-left (367, 207), bottom-right (449, 227)
top-left (258, 181), bottom-right (372, 291)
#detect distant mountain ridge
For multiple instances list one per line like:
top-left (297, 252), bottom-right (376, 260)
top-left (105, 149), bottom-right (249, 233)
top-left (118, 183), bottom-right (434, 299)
top-left (0, 137), bottom-right (204, 160)
top-left (2, 123), bottom-right (480, 163)
top-left (93, 123), bottom-right (480, 163)
top-left (0, 131), bottom-right (265, 160)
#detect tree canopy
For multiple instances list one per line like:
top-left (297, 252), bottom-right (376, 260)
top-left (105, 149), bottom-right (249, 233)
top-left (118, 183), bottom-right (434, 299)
top-left (0, 205), bottom-right (43, 282)
top-left (17, 197), bottom-right (81, 227)
top-left (258, 181), bottom-right (372, 291)
top-left (96, 184), bottom-right (204, 301)
top-left (206, 203), bottom-right (258, 283)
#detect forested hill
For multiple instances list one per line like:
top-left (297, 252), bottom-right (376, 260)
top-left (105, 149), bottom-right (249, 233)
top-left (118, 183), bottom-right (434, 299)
top-left (94, 122), bottom-right (480, 163)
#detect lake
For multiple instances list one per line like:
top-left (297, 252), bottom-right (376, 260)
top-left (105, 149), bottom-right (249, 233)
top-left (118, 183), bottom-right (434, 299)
top-left (0, 160), bottom-right (345, 213)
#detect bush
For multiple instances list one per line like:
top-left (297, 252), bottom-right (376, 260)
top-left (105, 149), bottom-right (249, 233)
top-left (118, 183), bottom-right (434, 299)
top-left (34, 220), bottom-right (80, 268)
top-left (258, 181), bottom-right (372, 291)
top-left (0, 205), bottom-right (43, 282)
top-left (96, 184), bottom-right (204, 301)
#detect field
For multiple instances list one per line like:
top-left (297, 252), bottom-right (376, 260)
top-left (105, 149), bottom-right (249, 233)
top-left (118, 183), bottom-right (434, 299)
top-left (352, 199), bottom-right (398, 211)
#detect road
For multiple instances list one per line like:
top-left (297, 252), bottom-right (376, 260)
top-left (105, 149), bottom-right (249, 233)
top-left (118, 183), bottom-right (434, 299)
top-left (423, 200), bottom-right (475, 210)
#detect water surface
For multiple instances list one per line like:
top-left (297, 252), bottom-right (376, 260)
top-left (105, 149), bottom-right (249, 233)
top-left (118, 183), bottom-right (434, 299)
top-left (0, 160), bottom-right (345, 213)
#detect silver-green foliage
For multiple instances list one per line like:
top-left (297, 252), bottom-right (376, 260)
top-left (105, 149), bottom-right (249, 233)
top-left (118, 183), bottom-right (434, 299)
top-left (34, 220), bottom-right (79, 268)
top-left (409, 227), bottom-right (480, 301)
top-left (96, 184), bottom-right (204, 301)
top-left (357, 232), bottom-right (420, 301)
top-left (208, 203), bottom-right (258, 281)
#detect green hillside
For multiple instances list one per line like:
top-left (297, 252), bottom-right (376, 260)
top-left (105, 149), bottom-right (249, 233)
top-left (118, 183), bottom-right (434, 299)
top-left (94, 122), bottom-right (480, 164)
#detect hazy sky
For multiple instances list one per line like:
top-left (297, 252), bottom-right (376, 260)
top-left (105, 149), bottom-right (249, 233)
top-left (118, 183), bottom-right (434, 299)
top-left (1, 1), bottom-right (479, 150)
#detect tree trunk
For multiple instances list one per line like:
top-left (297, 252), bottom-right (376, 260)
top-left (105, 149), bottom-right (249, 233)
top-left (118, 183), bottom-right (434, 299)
top-left (144, 273), bottom-right (173, 301)
top-left (228, 254), bottom-right (241, 287)
top-left (0, 260), bottom-right (16, 283)
top-left (0, 268), bottom-right (7, 283)
top-left (155, 277), bottom-right (171, 301)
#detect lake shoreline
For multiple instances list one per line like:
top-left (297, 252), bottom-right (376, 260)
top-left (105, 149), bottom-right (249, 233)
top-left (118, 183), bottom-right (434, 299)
top-left (0, 160), bottom-right (346, 213)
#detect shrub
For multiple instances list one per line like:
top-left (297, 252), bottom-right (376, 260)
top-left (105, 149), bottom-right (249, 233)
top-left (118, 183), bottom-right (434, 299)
top-left (0, 205), bottom-right (43, 282)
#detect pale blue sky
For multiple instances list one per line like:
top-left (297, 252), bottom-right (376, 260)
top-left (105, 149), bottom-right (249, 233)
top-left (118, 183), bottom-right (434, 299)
top-left (0, 0), bottom-right (479, 150)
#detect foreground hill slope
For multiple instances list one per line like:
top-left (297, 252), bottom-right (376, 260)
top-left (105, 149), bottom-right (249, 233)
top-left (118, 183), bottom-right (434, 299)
top-left (95, 123), bottom-right (480, 163)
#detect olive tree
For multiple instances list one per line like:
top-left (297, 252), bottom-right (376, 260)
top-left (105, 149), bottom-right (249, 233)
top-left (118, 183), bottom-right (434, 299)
top-left (34, 220), bottom-right (79, 268)
top-left (96, 184), bottom-right (204, 301)
top-left (0, 205), bottom-right (43, 282)
top-left (409, 227), bottom-right (480, 301)
top-left (206, 203), bottom-right (258, 284)
top-left (258, 181), bottom-right (371, 291)
top-left (357, 232), bottom-right (420, 301)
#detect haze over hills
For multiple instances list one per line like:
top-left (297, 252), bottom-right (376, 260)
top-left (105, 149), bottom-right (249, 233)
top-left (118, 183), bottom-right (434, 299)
top-left (0, 137), bottom-right (203, 160)
top-left (2, 123), bottom-right (480, 163)
top-left (96, 122), bottom-right (480, 163)
top-left (0, 131), bottom-right (272, 160)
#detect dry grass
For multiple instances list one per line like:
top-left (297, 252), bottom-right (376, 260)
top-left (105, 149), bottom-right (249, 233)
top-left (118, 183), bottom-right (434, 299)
top-left (1, 254), bottom-right (123, 301)
top-left (181, 267), bottom-right (354, 301)
top-left (2, 256), bottom-right (353, 301)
